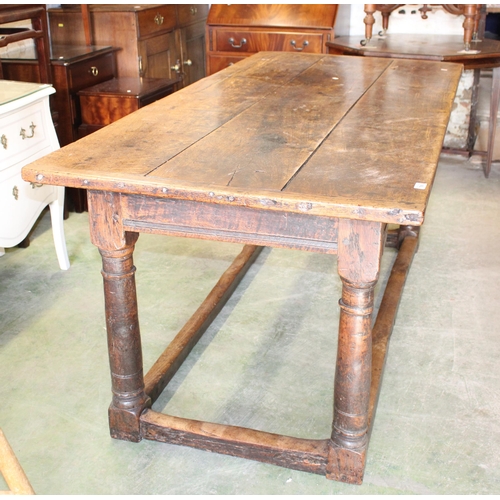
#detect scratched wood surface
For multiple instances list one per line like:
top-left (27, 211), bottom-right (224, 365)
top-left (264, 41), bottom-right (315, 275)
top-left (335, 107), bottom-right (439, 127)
top-left (22, 51), bottom-right (462, 225)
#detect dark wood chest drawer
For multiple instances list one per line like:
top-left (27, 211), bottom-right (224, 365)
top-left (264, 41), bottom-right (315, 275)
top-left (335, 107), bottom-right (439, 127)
top-left (136, 5), bottom-right (177, 38)
top-left (66, 51), bottom-right (116, 92)
top-left (177, 4), bottom-right (209, 27)
top-left (213, 29), bottom-right (325, 54)
top-left (205, 4), bottom-right (338, 76)
top-left (50, 45), bottom-right (117, 147)
top-left (206, 55), bottom-right (246, 74)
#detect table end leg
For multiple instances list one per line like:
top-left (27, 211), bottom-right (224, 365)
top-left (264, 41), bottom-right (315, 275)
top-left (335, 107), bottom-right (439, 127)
top-left (325, 443), bottom-right (366, 484)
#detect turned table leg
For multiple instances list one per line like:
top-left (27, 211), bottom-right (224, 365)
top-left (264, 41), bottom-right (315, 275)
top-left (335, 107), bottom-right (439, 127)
top-left (327, 219), bottom-right (385, 484)
top-left (462, 4), bottom-right (479, 51)
top-left (87, 191), bottom-right (151, 442)
top-left (362, 4), bottom-right (376, 45)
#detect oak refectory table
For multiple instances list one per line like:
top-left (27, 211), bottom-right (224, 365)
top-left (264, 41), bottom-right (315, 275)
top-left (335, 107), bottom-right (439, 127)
top-left (22, 52), bottom-right (462, 484)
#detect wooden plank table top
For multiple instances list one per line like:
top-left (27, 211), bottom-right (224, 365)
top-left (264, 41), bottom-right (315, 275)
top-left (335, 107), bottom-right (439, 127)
top-left (327, 35), bottom-right (500, 178)
top-left (22, 52), bottom-right (462, 484)
top-left (23, 51), bottom-right (462, 226)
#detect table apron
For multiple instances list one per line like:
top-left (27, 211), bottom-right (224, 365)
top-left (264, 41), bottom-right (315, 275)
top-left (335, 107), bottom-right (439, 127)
top-left (120, 193), bottom-right (340, 254)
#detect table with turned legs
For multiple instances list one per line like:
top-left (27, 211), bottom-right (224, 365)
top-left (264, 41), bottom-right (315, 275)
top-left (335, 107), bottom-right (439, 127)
top-left (22, 52), bottom-right (462, 484)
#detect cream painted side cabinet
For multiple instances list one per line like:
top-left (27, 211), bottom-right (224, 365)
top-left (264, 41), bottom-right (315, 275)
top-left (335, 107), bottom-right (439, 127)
top-left (0, 81), bottom-right (69, 270)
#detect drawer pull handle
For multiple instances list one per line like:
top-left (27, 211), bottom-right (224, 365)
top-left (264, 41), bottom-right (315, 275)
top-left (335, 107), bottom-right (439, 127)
top-left (90, 66), bottom-right (99, 76)
top-left (190, 7), bottom-right (197, 15)
top-left (1, 134), bottom-right (7, 149)
top-left (171, 60), bottom-right (181, 72)
top-left (228, 37), bottom-right (247, 49)
top-left (290, 40), bottom-right (309, 51)
top-left (30, 182), bottom-right (44, 189)
top-left (154, 13), bottom-right (164, 25)
top-left (20, 122), bottom-right (36, 140)
top-left (184, 59), bottom-right (192, 67)
top-left (12, 186), bottom-right (19, 200)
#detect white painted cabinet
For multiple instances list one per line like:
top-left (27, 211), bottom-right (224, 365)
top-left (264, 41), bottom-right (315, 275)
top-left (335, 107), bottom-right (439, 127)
top-left (0, 80), bottom-right (69, 270)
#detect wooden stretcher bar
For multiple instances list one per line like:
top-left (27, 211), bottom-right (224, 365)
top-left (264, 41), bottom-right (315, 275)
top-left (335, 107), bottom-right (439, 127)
top-left (137, 230), bottom-right (419, 481)
top-left (144, 244), bottom-right (263, 403)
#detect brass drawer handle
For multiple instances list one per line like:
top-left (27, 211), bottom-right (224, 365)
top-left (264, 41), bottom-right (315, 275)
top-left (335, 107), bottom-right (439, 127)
top-left (90, 66), bottom-right (99, 76)
top-left (228, 37), bottom-right (247, 49)
top-left (20, 122), bottom-right (36, 139)
top-left (30, 182), bottom-right (44, 189)
top-left (1, 134), bottom-right (7, 149)
top-left (190, 7), bottom-right (197, 15)
top-left (290, 40), bottom-right (309, 51)
top-left (12, 186), bottom-right (19, 200)
top-left (154, 13), bottom-right (164, 25)
top-left (184, 59), bottom-right (192, 67)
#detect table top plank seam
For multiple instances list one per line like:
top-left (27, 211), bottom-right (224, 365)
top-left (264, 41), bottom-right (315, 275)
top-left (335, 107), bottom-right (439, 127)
top-left (150, 55), bottom-right (395, 190)
top-left (280, 59), bottom-right (396, 193)
top-left (144, 54), bottom-right (325, 179)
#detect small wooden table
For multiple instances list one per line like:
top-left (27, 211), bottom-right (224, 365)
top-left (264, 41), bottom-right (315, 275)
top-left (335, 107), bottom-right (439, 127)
top-left (327, 34), bottom-right (500, 178)
top-left (21, 52), bottom-right (462, 484)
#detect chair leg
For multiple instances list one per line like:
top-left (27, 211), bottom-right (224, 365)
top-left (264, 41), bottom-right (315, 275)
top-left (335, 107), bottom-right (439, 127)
top-left (0, 429), bottom-right (35, 495)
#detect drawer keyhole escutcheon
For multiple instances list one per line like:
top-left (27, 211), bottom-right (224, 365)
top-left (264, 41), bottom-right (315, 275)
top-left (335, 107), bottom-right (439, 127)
top-left (90, 66), bottom-right (99, 76)
top-left (12, 186), bottom-right (19, 200)
top-left (154, 13), bottom-right (164, 25)
top-left (290, 40), bottom-right (309, 51)
top-left (228, 37), bottom-right (247, 48)
top-left (20, 122), bottom-right (36, 139)
top-left (1, 134), bottom-right (6, 149)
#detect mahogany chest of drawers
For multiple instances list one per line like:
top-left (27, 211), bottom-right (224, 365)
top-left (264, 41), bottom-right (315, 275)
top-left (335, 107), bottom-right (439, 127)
top-left (205, 4), bottom-right (338, 75)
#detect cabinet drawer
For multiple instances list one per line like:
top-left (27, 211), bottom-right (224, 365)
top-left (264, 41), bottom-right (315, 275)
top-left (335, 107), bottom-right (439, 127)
top-left (0, 100), bottom-right (52, 170)
top-left (177, 4), bottom-right (209, 27)
top-left (207, 55), bottom-right (247, 74)
top-left (0, 165), bottom-right (57, 245)
top-left (67, 52), bottom-right (116, 92)
top-left (137, 5), bottom-right (176, 39)
top-left (214, 29), bottom-right (325, 53)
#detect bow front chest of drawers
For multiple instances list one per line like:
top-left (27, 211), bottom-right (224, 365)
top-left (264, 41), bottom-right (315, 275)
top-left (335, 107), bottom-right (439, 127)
top-left (0, 80), bottom-right (69, 269)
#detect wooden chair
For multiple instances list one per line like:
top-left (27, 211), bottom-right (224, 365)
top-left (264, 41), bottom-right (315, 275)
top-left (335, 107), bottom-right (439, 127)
top-left (0, 4), bottom-right (52, 83)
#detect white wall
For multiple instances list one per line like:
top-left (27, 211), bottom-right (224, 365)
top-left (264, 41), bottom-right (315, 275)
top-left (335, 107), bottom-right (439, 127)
top-left (337, 4), bottom-right (465, 37)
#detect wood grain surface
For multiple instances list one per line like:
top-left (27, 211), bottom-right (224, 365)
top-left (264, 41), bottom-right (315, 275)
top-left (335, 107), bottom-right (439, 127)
top-left (22, 52), bottom-right (462, 224)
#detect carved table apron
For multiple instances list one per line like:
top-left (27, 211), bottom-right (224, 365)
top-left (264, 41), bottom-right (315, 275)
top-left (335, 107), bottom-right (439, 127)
top-left (22, 52), bottom-right (462, 484)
